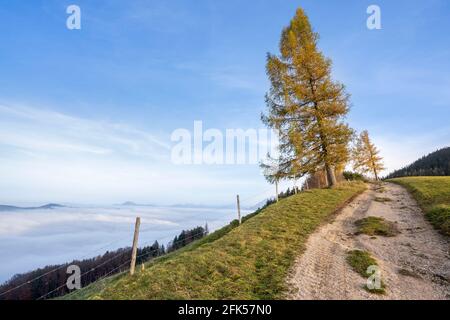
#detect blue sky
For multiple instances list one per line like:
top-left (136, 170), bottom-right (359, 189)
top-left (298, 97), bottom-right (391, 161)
top-left (0, 0), bottom-right (449, 205)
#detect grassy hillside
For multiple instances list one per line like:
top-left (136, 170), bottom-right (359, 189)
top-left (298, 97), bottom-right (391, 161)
top-left (389, 176), bottom-right (450, 236)
top-left (64, 182), bottom-right (365, 300)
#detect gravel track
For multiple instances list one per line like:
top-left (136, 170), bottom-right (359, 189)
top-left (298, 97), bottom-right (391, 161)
top-left (287, 182), bottom-right (450, 300)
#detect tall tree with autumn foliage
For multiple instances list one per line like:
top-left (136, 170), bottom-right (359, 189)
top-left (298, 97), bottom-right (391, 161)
top-left (352, 130), bottom-right (385, 180)
top-left (262, 8), bottom-right (353, 187)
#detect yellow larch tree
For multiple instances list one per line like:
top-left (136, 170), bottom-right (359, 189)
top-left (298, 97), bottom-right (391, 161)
top-left (262, 8), bottom-right (353, 187)
top-left (352, 130), bottom-right (385, 180)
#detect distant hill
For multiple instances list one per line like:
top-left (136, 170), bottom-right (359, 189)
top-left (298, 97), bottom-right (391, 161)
top-left (118, 201), bottom-right (156, 207)
top-left (0, 203), bottom-right (65, 212)
top-left (120, 201), bottom-right (140, 206)
top-left (386, 147), bottom-right (450, 178)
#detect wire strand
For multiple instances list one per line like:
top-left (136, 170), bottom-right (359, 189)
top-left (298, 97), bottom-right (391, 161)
top-left (2, 190), bottom-right (271, 299)
top-left (35, 229), bottom-right (208, 300)
top-left (0, 213), bottom-right (212, 298)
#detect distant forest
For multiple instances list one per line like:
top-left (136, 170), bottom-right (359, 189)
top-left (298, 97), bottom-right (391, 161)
top-left (0, 226), bottom-right (207, 300)
top-left (386, 147), bottom-right (450, 178)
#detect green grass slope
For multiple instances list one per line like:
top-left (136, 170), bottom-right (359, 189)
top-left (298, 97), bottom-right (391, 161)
top-left (389, 176), bottom-right (450, 236)
top-left (65, 182), bottom-right (366, 300)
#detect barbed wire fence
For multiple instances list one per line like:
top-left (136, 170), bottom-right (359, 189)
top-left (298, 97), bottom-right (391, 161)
top-left (36, 229), bottom-right (209, 300)
top-left (0, 185), bottom-right (291, 300)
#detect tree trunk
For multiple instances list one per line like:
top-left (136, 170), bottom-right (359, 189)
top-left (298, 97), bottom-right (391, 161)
top-left (369, 150), bottom-right (379, 181)
top-left (325, 164), bottom-right (337, 187)
top-left (373, 167), bottom-right (379, 181)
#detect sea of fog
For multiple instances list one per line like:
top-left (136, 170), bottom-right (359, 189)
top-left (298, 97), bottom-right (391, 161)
top-left (0, 205), bottom-right (246, 283)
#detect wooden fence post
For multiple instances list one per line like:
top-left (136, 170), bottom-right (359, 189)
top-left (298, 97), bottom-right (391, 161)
top-left (130, 217), bottom-right (141, 276)
top-left (236, 195), bottom-right (242, 225)
top-left (275, 179), bottom-right (279, 202)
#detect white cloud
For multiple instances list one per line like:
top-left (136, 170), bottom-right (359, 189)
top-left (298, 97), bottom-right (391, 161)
top-left (0, 207), bottom-right (178, 237)
top-left (0, 104), bottom-right (170, 157)
top-left (0, 204), bottom-right (239, 282)
top-left (0, 103), bottom-right (270, 205)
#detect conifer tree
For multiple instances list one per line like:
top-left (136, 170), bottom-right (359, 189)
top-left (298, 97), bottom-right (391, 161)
top-left (352, 130), bottom-right (385, 180)
top-left (262, 8), bottom-right (353, 187)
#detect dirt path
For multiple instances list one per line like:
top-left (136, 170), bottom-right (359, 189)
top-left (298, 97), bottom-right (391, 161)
top-left (287, 182), bottom-right (450, 300)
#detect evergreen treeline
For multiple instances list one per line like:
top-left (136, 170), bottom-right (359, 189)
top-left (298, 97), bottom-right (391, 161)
top-left (256, 187), bottom-right (299, 209)
top-left (167, 225), bottom-right (208, 252)
top-left (278, 187), bottom-right (298, 199)
top-left (0, 226), bottom-right (207, 300)
top-left (386, 147), bottom-right (450, 178)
